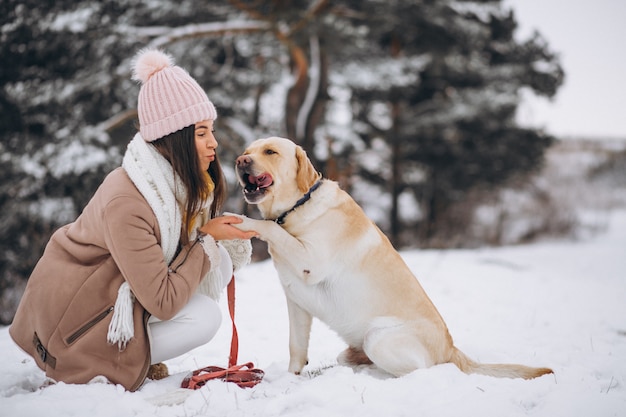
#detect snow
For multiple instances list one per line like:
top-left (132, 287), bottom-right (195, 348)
top-left (339, 56), bottom-right (430, 90)
top-left (49, 6), bottom-right (95, 33)
top-left (1, 210), bottom-right (626, 416)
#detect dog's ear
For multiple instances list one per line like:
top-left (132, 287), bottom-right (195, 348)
top-left (296, 145), bottom-right (319, 193)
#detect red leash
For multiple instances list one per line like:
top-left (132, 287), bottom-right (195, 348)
top-left (181, 276), bottom-right (264, 389)
top-left (226, 274), bottom-right (239, 367)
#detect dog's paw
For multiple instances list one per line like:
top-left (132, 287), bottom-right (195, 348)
top-left (223, 211), bottom-right (241, 216)
top-left (223, 211), bottom-right (245, 221)
top-left (224, 212), bottom-right (254, 230)
top-left (288, 358), bottom-right (308, 375)
top-left (224, 212), bottom-right (270, 235)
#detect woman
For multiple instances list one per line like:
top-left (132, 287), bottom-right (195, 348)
top-left (9, 49), bottom-right (256, 391)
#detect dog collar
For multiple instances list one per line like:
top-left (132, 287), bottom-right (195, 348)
top-left (275, 180), bottom-right (323, 225)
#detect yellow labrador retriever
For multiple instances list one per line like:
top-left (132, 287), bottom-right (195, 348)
top-left (229, 136), bottom-right (552, 379)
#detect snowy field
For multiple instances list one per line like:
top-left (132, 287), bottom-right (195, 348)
top-left (1, 210), bottom-right (625, 417)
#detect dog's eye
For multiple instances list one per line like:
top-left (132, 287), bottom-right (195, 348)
top-left (264, 148), bottom-right (277, 155)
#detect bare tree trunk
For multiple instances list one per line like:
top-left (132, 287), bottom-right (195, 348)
top-left (389, 102), bottom-right (401, 247)
top-left (285, 35), bottom-right (328, 168)
top-left (227, 0), bottom-right (331, 165)
top-left (388, 33), bottom-right (403, 247)
top-left (285, 42), bottom-right (309, 142)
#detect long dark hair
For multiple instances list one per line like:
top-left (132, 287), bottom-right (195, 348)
top-left (150, 124), bottom-right (226, 245)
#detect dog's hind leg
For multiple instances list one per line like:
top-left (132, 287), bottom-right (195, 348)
top-left (337, 346), bottom-right (373, 366)
top-left (362, 317), bottom-right (435, 377)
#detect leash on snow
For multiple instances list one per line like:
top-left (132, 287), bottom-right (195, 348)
top-left (181, 275), bottom-right (264, 390)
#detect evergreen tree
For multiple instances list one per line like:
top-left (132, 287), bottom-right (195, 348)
top-left (0, 0), bottom-right (563, 323)
top-left (0, 0), bottom-right (275, 322)
top-left (324, 0), bottom-right (564, 246)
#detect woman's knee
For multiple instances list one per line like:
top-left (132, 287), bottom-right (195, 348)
top-left (148, 294), bottom-right (223, 363)
top-left (190, 294), bottom-right (222, 344)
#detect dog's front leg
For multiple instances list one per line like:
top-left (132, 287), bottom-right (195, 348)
top-left (226, 213), bottom-right (326, 284)
top-left (286, 297), bottom-right (312, 374)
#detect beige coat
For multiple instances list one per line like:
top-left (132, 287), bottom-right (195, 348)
top-left (9, 167), bottom-right (213, 391)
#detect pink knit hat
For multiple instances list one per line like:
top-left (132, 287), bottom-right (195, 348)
top-left (131, 48), bottom-right (217, 142)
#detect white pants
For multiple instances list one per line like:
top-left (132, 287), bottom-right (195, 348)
top-left (148, 244), bottom-right (233, 364)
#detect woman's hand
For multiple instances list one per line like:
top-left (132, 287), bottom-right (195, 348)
top-left (198, 215), bottom-right (258, 241)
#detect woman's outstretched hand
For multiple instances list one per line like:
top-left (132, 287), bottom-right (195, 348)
top-left (198, 215), bottom-right (258, 241)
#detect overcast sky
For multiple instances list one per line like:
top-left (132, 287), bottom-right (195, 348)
top-left (504, 0), bottom-right (626, 139)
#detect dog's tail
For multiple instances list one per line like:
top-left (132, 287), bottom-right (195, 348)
top-left (450, 347), bottom-right (553, 380)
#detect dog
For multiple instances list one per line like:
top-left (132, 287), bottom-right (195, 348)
top-left (229, 136), bottom-right (553, 379)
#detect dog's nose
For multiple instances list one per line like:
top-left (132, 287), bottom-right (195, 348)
top-left (236, 155), bottom-right (252, 167)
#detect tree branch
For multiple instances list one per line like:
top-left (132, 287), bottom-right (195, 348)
top-left (287, 0), bottom-right (331, 36)
top-left (228, 0), bottom-right (269, 22)
top-left (97, 109), bottom-right (137, 134)
top-left (120, 20), bottom-right (271, 49)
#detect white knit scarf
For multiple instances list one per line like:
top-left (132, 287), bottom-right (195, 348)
top-left (124, 133), bottom-right (184, 262)
top-left (107, 133), bottom-right (199, 349)
top-left (106, 134), bottom-right (252, 350)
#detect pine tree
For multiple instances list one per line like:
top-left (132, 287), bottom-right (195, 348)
top-left (0, 0), bottom-right (563, 323)
top-left (325, 0), bottom-right (564, 246)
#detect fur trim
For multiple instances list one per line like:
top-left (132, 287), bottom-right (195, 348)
top-left (196, 233), bottom-right (223, 300)
top-left (196, 239), bottom-right (251, 300)
top-left (197, 233), bottom-right (221, 268)
top-left (220, 239), bottom-right (252, 272)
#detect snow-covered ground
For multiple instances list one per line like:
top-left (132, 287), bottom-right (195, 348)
top-left (1, 210), bottom-right (625, 417)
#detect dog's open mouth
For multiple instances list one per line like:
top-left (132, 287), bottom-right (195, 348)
top-left (242, 172), bottom-right (273, 201)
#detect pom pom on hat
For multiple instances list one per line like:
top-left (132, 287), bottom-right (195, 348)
top-left (131, 48), bottom-right (217, 142)
top-left (132, 49), bottom-right (174, 84)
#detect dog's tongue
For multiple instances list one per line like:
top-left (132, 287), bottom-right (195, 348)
top-left (248, 173), bottom-right (273, 188)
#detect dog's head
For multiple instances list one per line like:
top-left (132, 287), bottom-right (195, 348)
top-left (235, 137), bottom-right (319, 217)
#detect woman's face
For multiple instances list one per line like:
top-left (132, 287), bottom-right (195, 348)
top-left (194, 119), bottom-right (217, 171)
